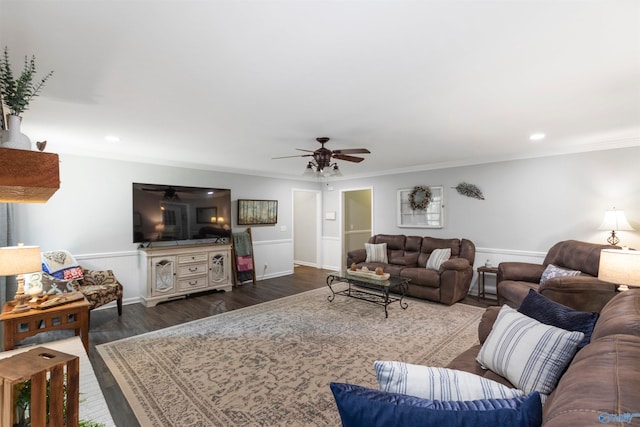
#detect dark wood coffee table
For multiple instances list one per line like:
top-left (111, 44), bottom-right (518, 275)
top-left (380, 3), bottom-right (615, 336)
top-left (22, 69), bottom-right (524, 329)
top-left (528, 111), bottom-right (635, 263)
top-left (326, 269), bottom-right (410, 318)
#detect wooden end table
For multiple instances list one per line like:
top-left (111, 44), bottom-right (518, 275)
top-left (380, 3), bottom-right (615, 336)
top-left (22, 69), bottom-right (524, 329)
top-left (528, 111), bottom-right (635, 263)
top-left (0, 297), bottom-right (90, 354)
top-left (477, 266), bottom-right (499, 299)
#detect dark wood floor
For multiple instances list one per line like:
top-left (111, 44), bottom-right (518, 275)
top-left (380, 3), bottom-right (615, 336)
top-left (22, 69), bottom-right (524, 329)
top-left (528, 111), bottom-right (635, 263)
top-left (16, 266), bottom-right (492, 427)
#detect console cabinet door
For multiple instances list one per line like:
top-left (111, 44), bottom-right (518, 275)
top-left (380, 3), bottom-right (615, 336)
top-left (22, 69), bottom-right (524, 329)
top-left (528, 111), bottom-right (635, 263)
top-left (209, 250), bottom-right (229, 284)
top-left (150, 256), bottom-right (176, 296)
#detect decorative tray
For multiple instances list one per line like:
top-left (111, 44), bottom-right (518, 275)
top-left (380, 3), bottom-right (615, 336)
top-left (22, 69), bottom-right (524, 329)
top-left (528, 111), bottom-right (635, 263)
top-left (346, 269), bottom-right (390, 280)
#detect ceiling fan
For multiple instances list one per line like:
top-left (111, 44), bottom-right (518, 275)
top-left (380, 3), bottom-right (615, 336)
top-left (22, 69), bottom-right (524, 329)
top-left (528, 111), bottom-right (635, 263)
top-left (273, 137), bottom-right (371, 176)
top-left (142, 186), bottom-right (193, 201)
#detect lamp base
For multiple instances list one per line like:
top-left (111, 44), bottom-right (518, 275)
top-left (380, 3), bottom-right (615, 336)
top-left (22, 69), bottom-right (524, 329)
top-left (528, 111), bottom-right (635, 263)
top-left (11, 293), bottom-right (31, 313)
top-left (607, 231), bottom-right (620, 246)
top-left (11, 275), bottom-right (32, 313)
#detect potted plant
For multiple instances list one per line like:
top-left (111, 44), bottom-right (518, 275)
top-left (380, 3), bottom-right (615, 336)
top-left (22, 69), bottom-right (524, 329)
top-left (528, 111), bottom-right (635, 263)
top-left (0, 46), bottom-right (53, 149)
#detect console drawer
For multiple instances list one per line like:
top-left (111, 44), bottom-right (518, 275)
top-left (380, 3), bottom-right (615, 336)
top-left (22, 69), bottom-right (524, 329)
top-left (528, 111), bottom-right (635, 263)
top-left (177, 275), bottom-right (208, 291)
top-left (178, 263), bottom-right (208, 277)
top-left (178, 253), bottom-right (208, 264)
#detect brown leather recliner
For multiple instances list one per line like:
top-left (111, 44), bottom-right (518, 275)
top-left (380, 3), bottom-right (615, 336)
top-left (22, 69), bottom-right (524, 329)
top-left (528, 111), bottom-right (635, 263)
top-left (497, 240), bottom-right (618, 311)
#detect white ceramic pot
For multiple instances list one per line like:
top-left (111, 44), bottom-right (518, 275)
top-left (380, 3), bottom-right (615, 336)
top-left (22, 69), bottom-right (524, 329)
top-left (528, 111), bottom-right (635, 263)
top-left (1, 114), bottom-right (32, 150)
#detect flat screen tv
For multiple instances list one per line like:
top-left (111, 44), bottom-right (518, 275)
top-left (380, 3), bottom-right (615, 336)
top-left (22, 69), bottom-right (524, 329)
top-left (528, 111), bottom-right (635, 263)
top-left (132, 183), bottom-right (232, 244)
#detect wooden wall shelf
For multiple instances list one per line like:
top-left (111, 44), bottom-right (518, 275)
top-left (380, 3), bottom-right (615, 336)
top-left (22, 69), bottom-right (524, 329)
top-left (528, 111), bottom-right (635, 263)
top-left (0, 148), bottom-right (60, 203)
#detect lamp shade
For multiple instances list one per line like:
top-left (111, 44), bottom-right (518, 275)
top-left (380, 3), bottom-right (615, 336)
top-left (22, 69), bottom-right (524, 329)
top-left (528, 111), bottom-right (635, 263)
top-left (0, 245), bottom-right (41, 276)
top-left (598, 249), bottom-right (640, 287)
top-left (598, 209), bottom-right (634, 231)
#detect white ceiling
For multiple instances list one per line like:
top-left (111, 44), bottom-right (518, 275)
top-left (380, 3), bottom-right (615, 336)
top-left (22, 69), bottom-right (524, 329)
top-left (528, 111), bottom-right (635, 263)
top-left (1, 0), bottom-right (639, 179)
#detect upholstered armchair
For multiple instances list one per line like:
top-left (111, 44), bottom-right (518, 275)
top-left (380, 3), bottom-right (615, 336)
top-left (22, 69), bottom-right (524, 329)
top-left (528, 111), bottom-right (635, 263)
top-left (497, 240), bottom-right (618, 312)
top-left (40, 250), bottom-right (123, 315)
top-left (75, 268), bottom-right (123, 314)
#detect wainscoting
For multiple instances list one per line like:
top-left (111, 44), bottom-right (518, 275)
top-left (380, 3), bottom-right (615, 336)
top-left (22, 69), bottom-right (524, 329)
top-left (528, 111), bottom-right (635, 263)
top-left (72, 240), bottom-right (546, 308)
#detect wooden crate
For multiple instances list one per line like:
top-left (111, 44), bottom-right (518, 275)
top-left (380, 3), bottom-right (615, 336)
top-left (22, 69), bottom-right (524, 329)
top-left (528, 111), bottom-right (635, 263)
top-left (0, 347), bottom-right (79, 427)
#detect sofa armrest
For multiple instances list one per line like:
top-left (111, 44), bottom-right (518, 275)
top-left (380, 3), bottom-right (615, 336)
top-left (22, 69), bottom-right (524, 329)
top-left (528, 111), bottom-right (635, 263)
top-left (539, 276), bottom-right (617, 312)
top-left (439, 261), bottom-right (474, 305)
top-left (440, 257), bottom-right (471, 271)
top-left (497, 262), bottom-right (545, 284)
top-left (346, 248), bottom-right (367, 266)
top-left (478, 306), bottom-right (501, 343)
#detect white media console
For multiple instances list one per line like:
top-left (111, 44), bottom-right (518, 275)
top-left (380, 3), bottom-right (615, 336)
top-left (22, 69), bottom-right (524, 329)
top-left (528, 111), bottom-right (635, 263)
top-left (140, 243), bottom-right (232, 307)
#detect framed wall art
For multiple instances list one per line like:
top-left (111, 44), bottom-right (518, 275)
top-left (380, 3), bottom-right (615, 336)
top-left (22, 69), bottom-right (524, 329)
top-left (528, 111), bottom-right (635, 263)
top-left (237, 199), bottom-right (278, 225)
top-left (397, 186), bottom-right (444, 228)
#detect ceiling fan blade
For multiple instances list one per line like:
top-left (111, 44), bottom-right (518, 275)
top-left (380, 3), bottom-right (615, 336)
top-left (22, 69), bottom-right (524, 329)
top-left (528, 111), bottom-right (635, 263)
top-left (295, 148), bottom-right (316, 153)
top-left (272, 154), bottom-right (314, 160)
top-left (332, 148), bottom-right (371, 155)
top-left (333, 154), bottom-right (365, 163)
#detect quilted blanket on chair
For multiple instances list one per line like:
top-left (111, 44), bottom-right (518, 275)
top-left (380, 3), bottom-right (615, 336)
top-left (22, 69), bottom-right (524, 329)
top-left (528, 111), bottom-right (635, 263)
top-left (41, 250), bottom-right (84, 280)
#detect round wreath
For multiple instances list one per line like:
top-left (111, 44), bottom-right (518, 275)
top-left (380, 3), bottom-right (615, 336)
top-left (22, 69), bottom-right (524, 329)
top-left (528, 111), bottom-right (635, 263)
top-left (409, 185), bottom-right (432, 210)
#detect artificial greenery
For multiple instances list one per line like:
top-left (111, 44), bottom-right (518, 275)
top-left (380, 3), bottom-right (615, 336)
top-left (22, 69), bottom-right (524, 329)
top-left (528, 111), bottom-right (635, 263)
top-left (14, 378), bottom-right (61, 427)
top-left (453, 182), bottom-right (485, 200)
top-left (13, 377), bottom-right (105, 427)
top-left (0, 46), bottom-right (53, 116)
top-left (408, 185), bottom-right (432, 211)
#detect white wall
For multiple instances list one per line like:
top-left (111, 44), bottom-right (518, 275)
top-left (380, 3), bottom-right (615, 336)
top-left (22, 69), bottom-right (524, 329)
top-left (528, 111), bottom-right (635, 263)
top-left (13, 146), bottom-right (640, 305)
top-left (14, 154), bottom-right (319, 305)
top-left (322, 146), bottom-right (640, 290)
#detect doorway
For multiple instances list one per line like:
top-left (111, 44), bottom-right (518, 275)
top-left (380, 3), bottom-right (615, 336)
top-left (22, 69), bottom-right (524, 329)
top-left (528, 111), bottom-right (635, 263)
top-left (341, 188), bottom-right (373, 264)
top-left (293, 189), bottom-right (321, 267)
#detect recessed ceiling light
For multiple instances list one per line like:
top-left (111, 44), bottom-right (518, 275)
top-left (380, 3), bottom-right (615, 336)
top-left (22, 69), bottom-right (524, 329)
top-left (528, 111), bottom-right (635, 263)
top-left (104, 135), bottom-right (120, 142)
top-left (529, 133), bottom-right (546, 141)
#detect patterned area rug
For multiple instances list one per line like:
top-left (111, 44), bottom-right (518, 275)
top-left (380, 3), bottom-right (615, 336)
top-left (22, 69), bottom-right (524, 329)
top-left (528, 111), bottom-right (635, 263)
top-left (97, 286), bottom-right (485, 426)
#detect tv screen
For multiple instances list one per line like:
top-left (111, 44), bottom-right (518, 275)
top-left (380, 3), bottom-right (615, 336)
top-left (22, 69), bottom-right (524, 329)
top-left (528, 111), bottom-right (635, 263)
top-left (132, 183), bottom-right (232, 244)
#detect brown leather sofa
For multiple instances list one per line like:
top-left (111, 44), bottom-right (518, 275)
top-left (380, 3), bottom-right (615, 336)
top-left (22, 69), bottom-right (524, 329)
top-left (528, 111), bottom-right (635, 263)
top-left (497, 240), bottom-right (618, 312)
top-left (447, 289), bottom-right (640, 426)
top-left (346, 234), bottom-right (475, 305)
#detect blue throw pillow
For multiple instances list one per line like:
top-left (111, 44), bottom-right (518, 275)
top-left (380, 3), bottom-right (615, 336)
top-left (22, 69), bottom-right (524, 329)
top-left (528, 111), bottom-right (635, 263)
top-left (330, 382), bottom-right (542, 427)
top-left (518, 289), bottom-right (599, 349)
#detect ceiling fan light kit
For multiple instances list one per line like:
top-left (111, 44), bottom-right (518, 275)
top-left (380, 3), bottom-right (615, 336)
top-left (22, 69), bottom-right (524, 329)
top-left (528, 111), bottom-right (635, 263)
top-left (274, 137), bottom-right (370, 178)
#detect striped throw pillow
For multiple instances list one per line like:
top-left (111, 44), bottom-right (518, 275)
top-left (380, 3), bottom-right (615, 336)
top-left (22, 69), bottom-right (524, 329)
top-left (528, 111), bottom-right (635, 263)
top-left (476, 305), bottom-right (583, 399)
top-left (365, 243), bottom-right (388, 263)
top-left (374, 362), bottom-right (524, 401)
top-left (426, 248), bottom-right (451, 269)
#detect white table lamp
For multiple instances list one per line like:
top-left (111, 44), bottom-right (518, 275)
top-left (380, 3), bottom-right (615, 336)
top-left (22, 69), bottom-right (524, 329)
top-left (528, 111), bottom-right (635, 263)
top-left (598, 208), bottom-right (634, 246)
top-left (598, 249), bottom-right (640, 292)
top-left (0, 244), bottom-right (41, 313)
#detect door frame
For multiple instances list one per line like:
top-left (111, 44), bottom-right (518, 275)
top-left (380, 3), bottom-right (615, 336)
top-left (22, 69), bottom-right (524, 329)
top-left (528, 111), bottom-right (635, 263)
top-left (340, 186), bottom-right (374, 266)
